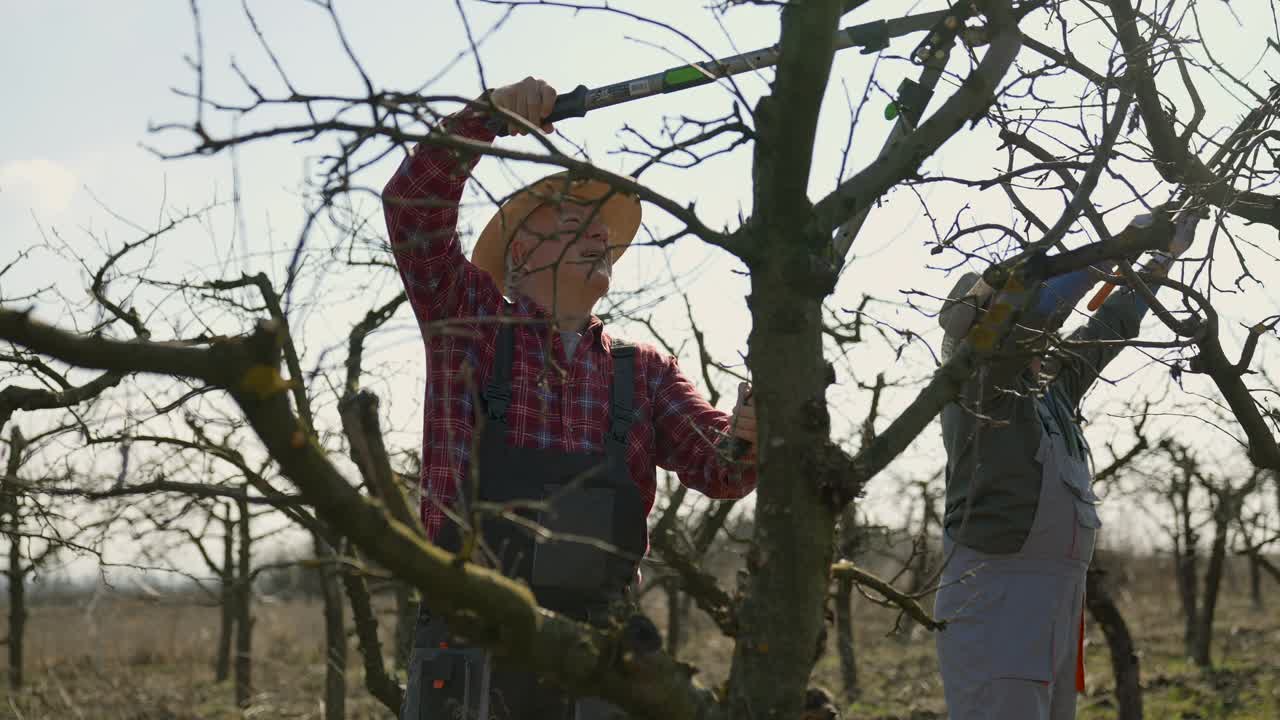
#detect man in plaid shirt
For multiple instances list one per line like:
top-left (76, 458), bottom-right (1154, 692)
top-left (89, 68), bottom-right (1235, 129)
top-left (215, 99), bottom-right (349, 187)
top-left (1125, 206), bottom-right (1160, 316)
top-left (385, 77), bottom-right (757, 720)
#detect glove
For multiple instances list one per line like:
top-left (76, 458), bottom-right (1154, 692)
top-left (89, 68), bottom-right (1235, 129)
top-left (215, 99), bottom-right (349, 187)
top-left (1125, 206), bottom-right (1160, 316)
top-left (1168, 213), bottom-right (1200, 258)
top-left (1146, 211), bottom-right (1200, 274)
top-left (1128, 212), bottom-right (1156, 230)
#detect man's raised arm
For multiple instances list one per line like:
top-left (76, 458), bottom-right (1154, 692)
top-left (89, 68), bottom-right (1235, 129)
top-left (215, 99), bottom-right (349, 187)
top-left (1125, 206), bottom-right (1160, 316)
top-left (1055, 213), bottom-right (1200, 407)
top-left (382, 108), bottom-right (499, 326)
top-left (382, 79), bottom-right (559, 327)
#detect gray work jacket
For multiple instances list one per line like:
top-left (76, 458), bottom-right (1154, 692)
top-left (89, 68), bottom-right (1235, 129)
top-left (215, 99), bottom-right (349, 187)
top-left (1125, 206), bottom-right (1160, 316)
top-left (940, 287), bottom-right (1150, 554)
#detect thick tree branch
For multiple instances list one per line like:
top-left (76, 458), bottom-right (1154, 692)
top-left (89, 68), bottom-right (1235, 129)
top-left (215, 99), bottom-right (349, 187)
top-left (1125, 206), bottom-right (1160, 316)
top-left (650, 523), bottom-right (740, 638)
top-left (0, 309), bottom-right (723, 720)
top-left (37, 479), bottom-right (306, 507)
top-left (1108, 0), bottom-right (1280, 229)
top-left (829, 560), bottom-right (943, 631)
top-left (0, 310), bottom-right (220, 380)
top-left (811, 0), bottom-right (1021, 246)
top-left (339, 390), bottom-right (420, 534)
top-left (0, 371), bottom-right (123, 433)
top-left (340, 551), bottom-right (404, 713)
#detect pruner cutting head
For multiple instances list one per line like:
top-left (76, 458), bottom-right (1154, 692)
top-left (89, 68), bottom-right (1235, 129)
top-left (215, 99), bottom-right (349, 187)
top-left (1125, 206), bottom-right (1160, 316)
top-left (911, 2), bottom-right (977, 65)
top-left (1087, 201), bottom-right (1204, 311)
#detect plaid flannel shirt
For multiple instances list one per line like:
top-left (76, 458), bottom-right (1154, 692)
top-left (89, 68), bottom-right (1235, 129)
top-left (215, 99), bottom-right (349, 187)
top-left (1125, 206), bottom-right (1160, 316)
top-left (382, 112), bottom-right (756, 542)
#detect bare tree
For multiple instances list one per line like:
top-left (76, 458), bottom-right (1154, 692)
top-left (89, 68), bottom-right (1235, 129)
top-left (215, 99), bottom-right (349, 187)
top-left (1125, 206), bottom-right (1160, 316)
top-left (832, 504), bottom-right (860, 698)
top-left (1084, 559), bottom-right (1143, 720)
top-left (1081, 418), bottom-right (1154, 720)
top-left (0, 425), bottom-right (114, 690)
top-left (1141, 439), bottom-right (1268, 668)
top-left (1, 426), bottom-right (40, 690)
top-left (214, 501), bottom-right (235, 682)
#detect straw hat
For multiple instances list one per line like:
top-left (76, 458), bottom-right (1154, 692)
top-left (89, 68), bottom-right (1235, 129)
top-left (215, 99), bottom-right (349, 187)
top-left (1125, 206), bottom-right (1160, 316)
top-left (470, 172), bottom-right (642, 290)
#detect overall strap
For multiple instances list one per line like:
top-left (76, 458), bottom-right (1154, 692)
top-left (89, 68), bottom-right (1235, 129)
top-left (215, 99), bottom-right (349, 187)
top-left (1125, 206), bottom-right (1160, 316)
top-left (1047, 384), bottom-right (1086, 460)
top-left (484, 323), bottom-right (516, 422)
top-left (607, 340), bottom-right (637, 454)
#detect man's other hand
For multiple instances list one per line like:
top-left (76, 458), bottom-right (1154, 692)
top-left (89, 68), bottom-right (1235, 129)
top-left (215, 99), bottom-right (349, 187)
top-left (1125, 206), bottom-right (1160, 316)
top-left (730, 382), bottom-right (757, 462)
top-left (1169, 212), bottom-right (1200, 258)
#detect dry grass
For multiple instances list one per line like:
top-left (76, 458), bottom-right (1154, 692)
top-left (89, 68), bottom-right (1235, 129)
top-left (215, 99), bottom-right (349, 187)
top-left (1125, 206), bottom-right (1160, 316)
top-left (651, 555), bottom-right (1280, 719)
top-left (0, 598), bottom-right (392, 719)
top-left (1, 558), bottom-right (1278, 719)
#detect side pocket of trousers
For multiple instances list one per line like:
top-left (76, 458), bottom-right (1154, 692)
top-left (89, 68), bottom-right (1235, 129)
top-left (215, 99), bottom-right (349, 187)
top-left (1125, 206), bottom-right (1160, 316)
top-left (401, 607), bottom-right (491, 720)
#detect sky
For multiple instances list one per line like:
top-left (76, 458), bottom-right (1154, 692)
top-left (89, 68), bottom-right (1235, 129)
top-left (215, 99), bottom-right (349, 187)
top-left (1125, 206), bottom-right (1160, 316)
top-left (4, 1), bottom-right (1280, 581)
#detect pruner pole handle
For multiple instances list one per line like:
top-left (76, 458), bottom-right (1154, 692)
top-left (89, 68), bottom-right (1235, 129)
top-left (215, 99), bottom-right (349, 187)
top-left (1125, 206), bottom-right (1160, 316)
top-left (1087, 282), bottom-right (1116, 312)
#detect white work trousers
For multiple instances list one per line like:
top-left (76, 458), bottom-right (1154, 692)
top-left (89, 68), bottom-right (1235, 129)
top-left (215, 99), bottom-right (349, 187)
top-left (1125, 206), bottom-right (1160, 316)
top-left (935, 422), bottom-right (1100, 720)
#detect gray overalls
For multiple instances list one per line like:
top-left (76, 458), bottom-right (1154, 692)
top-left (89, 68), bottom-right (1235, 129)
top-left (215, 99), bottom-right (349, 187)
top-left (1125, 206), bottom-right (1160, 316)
top-left (400, 324), bottom-right (642, 720)
top-left (936, 383), bottom-right (1100, 719)
top-left (933, 281), bottom-right (1151, 719)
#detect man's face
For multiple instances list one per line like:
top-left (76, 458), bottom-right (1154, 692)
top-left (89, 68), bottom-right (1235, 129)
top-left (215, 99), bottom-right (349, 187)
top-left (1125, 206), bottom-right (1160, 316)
top-left (510, 199), bottom-right (613, 303)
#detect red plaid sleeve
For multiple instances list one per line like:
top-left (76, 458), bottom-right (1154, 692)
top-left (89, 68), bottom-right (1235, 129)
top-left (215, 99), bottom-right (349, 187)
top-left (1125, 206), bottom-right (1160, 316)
top-left (650, 354), bottom-right (758, 498)
top-left (382, 112), bottom-right (505, 542)
top-left (382, 112), bottom-right (502, 329)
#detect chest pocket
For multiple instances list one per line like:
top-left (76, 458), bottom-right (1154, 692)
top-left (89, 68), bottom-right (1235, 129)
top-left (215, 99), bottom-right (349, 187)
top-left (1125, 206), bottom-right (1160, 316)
top-left (1036, 399), bottom-right (1102, 532)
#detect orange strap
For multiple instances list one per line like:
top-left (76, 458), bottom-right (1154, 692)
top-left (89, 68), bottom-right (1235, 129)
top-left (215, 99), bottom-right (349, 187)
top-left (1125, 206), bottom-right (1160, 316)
top-left (1075, 608), bottom-right (1086, 693)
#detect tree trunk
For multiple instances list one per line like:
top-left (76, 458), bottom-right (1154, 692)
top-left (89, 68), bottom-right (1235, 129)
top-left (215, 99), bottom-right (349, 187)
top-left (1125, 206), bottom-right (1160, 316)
top-left (833, 502), bottom-right (861, 690)
top-left (726, 269), bottom-right (839, 717)
top-left (1086, 567), bottom-right (1142, 720)
top-left (900, 504), bottom-right (936, 642)
top-left (1177, 549), bottom-right (1198, 660)
top-left (726, 14), bottom-right (845, 702)
top-left (215, 505), bottom-right (235, 683)
top-left (666, 580), bottom-right (685, 658)
top-left (1192, 510), bottom-right (1230, 668)
top-left (341, 556), bottom-right (404, 713)
top-left (726, 274), bottom-right (839, 715)
top-left (315, 534), bottom-right (347, 720)
top-left (679, 592), bottom-right (693, 650)
top-left (4, 426), bottom-right (27, 690)
top-left (394, 582), bottom-right (416, 674)
top-left (234, 495), bottom-right (253, 708)
top-left (834, 574), bottom-right (858, 698)
top-left (1249, 551), bottom-right (1264, 612)
top-left (1174, 508), bottom-right (1199, 660)
top-left (6, 534), bottom-right (24, 691)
